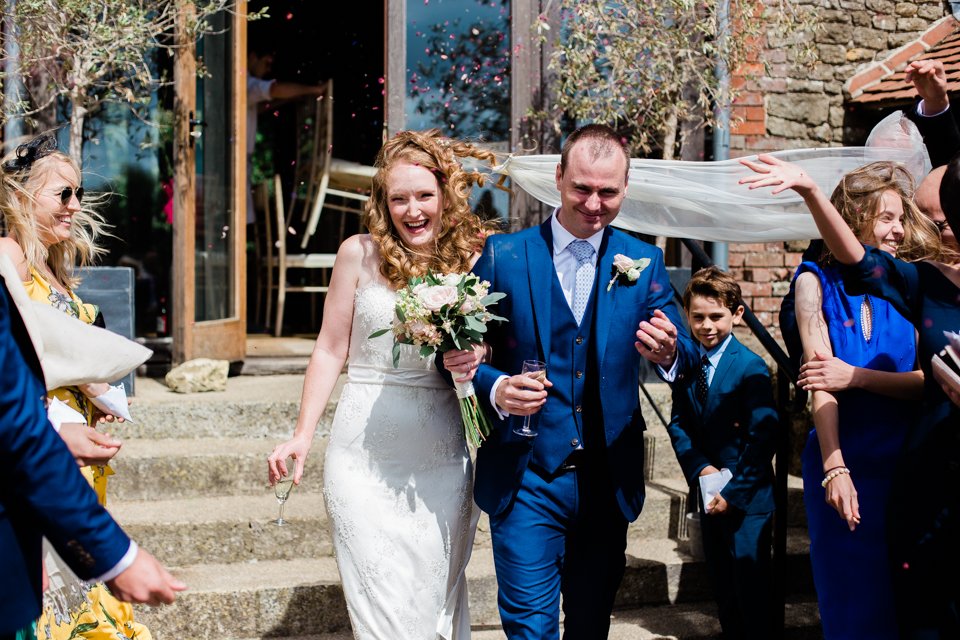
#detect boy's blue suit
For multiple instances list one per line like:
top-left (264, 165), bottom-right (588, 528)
top-left (471, 219), bottom-right (694, 638)
top-left (0, 279), bottom-right (131, 635)
top-left (666, 334), bottom-right (777, 639)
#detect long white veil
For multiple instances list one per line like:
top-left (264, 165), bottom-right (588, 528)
top-left (491, 145), bottom-right (929, 242)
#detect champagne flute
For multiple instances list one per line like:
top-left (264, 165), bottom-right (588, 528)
top-left (272, 456), bottom-right (296, 526)
top-left (513, 360), bottom-right (547, 437)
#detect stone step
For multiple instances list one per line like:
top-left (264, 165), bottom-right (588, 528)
top-left (133, 532), bottom-right (813, 639)
top-left (110, 478), bottom-right (690, 565)
top-left (124, 376), bottom-right (314, 440)
top-left (230, 594), bottom-right (822, 640)
top-left (107, 437), bottom-right (310, 501)
top-left (110, 493), bottom-right (334, 566)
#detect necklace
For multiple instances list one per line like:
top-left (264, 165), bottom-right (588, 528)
top-left (860, 294), bottom-right (873, 342)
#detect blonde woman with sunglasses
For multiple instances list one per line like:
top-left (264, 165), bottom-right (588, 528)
top-left (0, 132), bottom-right (151, 640)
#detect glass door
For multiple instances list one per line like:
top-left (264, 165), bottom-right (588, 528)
top-left (172, 2), bottom-right (247, 363)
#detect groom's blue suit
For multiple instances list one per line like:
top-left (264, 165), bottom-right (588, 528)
top-left (472, 218), bottom-right (693, 638)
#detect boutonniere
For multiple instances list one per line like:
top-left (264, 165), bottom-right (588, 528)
top-left (607, 254), bottom-right (651, 291)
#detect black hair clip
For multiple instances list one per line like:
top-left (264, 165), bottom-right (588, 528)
top-left (2, 133), bottom-right (59, 173)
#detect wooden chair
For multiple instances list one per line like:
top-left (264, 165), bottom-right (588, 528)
top-left (264, 84), bottom-right (372, 336)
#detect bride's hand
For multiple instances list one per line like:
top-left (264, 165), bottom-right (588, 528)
top-left (738, 154), bottom-right (819, 197)
top-left (267, 435), bottom-right (311, 485)
top-left (443, 344), bottom-right (486, 383)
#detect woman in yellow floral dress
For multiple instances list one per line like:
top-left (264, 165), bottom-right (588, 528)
top-left (0, 133), bottom-right (151, 640)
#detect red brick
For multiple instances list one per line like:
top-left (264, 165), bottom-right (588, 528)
top-left (921, 17), bottom-right (959, 48)
top-left (732, 120), bottom-right (766, 136)
top-left (750, 311), bottom-right (773, 327)
top-left (742, 267), bottom-right (773, 282)
top-left (743, 252), bottom-right (785, 267)
top-left (847, 65), bottom-right (889, 97)
top-left (740, 281), bottom-right (772, 297)
top-left (751, 296), bottom-right (782, 312)
top-left (727, 252), bottom-right (745, 267)
top-left (784, 252), bottom-right (803, 267)
top-left (886, 42), bottom-right (928, 71)
top-left (735, 243), bottom-right (767, 252)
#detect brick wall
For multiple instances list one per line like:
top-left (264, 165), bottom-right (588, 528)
top-left (723, 0), bottom-right (948, 339)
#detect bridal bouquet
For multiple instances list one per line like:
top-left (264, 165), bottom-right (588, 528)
top-left (369, 272), bottom-right (507, 448)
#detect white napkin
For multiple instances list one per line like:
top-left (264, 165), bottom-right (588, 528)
top-left (699, 468), bottom-right (733, 512)
top-left (89, 383), bottom-right (134, 423)
top-left (47, 397), bottom-right (87, 432)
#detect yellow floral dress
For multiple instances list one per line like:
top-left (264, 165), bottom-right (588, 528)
top-left (25, 267), bottom-right (152, 640)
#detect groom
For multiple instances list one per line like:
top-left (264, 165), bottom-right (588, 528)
top-left (470, 124), bottom-right (694, 638)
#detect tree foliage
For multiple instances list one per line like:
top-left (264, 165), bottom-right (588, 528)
top-left (1, 0), bottom-right (256, 163)
top-left (532, 0), bottom-right (819, 158)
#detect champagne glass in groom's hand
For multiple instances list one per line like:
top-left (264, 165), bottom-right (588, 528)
top-left (513, 360), bottom-right (547, 437)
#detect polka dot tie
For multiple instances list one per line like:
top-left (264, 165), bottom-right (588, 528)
top-left (568, 240), bottom-right (595, 325)
top-left (696, 354), bottom-right (710, 404)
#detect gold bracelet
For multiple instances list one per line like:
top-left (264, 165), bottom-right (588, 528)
top-left (821, 467), bottom-right (851, 489)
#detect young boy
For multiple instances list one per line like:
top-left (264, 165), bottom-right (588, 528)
top-left (666, 266), bottom-right (778, 640)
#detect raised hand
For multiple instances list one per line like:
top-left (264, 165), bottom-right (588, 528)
top-left (267, 434), bottom-right (311, 485)
top-left (905, 59), bottom-right (948, 114)
top-left (635, 309), bottom-right (678, 367)
top-left (798, 351), bottom-right (856, 392)
top-left (738, 154), bottom-right (819, 197)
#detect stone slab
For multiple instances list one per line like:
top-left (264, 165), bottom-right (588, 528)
top-left (111, 493), bottom-right (333, 566)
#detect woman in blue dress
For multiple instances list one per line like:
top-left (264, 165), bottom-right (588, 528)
top-left (774, 161), bottom-right (937, 638)
top-left (741, 156), bottom-right (960, 638)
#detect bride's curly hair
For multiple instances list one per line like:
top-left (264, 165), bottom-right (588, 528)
top-left (364, 129), bottom-right (500, 288)
top-left (826, 160), bottom-right (941, 263)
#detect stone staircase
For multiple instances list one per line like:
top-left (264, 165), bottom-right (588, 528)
top-left (105, 375), bottom-right (821, 640)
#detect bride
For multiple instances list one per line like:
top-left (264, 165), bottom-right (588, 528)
top-left (267, 129), bottom-right (496, 639)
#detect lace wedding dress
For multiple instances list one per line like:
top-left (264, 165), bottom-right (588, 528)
top-left (324, 282), bottom-right (478, 639)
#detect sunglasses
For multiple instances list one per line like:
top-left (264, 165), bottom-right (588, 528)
top-left (51, 186), bottom-right (84, 205)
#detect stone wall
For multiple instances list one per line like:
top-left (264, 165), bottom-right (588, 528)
top-left (724, 0), bottom-right (948, 341)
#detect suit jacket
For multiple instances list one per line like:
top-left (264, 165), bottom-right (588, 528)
top-left (472, 220), bottom-right (694, 520)
top-left (666, 335), bottom-right (778, 514)
top-left (0, 279), bottom-right (131, 634)
top-left (904, 99), bottom-right (960, 169)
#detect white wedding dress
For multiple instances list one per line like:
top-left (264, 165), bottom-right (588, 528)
top-left (324, 282), bottom-right (478, 639)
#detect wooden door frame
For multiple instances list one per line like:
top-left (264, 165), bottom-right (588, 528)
top-left (172, 1), bottom-right (247, 364)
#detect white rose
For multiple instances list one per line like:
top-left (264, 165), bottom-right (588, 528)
top-left (626, 267), bottom-right (641, 281)
top-left (613, 254), bottom-right (635, 272)
top-left (417, 285), bottom-right (459, 311)
top-left (442, 273), bottom-right (463, 286)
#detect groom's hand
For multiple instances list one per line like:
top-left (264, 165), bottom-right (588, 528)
top-left (495, 374), bottom-right (552, 416)
top-left (635, 309), bottom-right (678, 367)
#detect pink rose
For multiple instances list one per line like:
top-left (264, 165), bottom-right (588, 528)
top-left (613, 254), bottom-right (635, 272)
top-left (416, 285), bottom-right (459, 311)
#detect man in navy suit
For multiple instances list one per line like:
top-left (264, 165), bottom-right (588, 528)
top-left (469, 124), bottom-right (694, 639)
top-left (0, 278), bottom-right (184, 640)
top-left (666, 267), bottom-right (777, 639)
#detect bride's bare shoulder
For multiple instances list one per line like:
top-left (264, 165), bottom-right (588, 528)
top-left (346, 234), bottom-right (385, 284)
